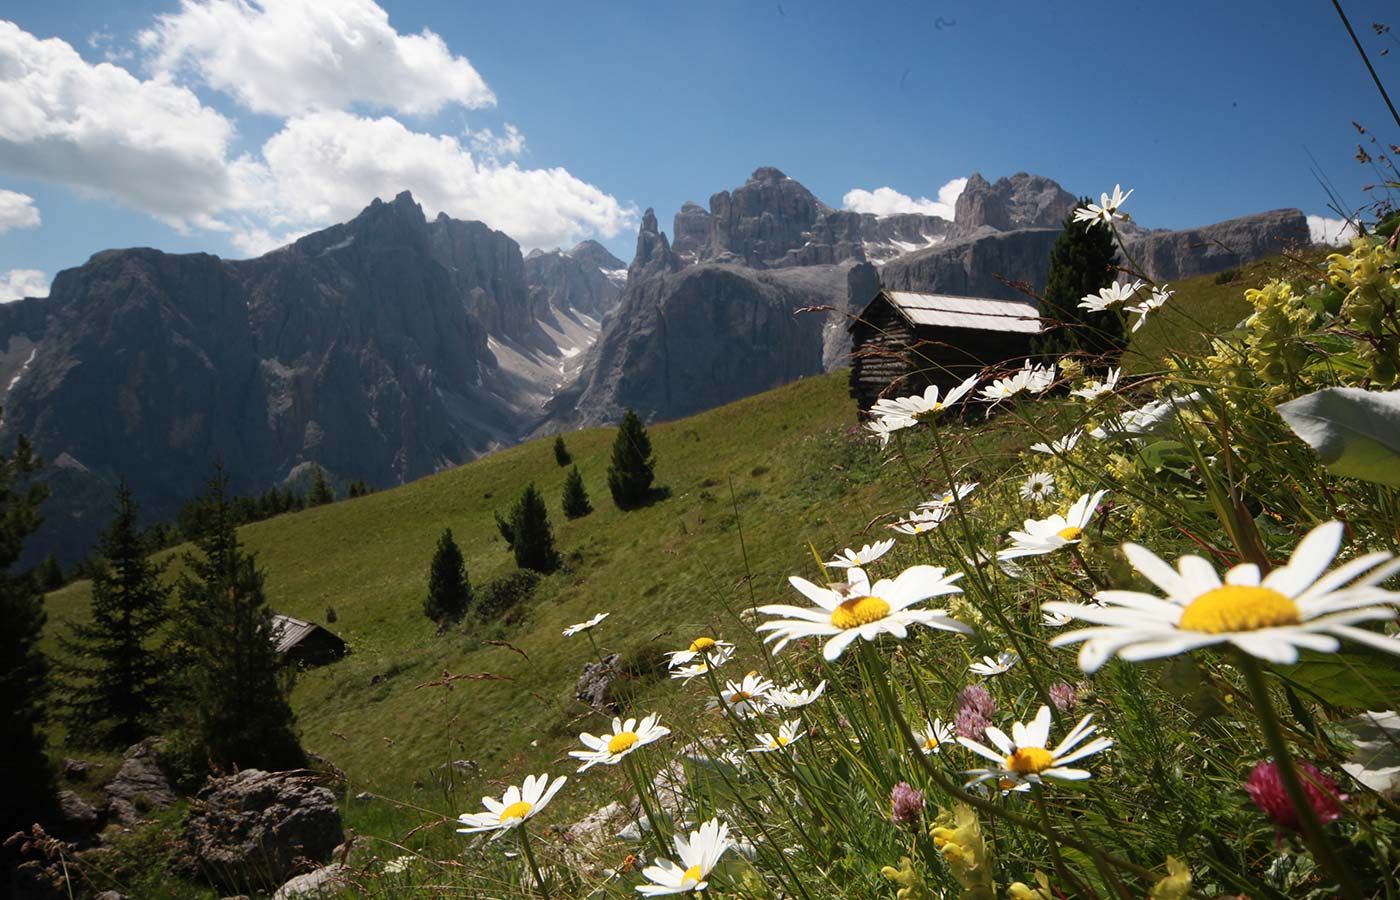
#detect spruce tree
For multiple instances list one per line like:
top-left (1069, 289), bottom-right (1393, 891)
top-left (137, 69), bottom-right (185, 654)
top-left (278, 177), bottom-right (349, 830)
top-left (0, 434), bottom-right (55, 834)
top-left (37, 553), bottom-right (63, 591)
top-left (1031, 199), bottom-right (1124, 362)
top-left (607, 409), bottom-right (655, 509)
top-left (169, 469), bottom-right (304, 774)
top-left (424, 528), bottom-right (471, 624)
top-left (553, 435), bottom-right (571, 466)
top-left (561, 466), bottom-right (592, 519)
top-left (510, 483), bottom-right (559, 573)
top-left (57, 484), bottom-right (171, 750)
top-left (308, 465), bottom-right (334, 506)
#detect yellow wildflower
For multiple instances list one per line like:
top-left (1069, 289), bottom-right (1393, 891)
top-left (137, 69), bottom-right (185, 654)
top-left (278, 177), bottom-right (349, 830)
top-left (1149, 856), bottom-right (1192, 900)
top-left (880, 856), bottom-right (936, 900)
top-left (930, 804), bottom-right (995, 900)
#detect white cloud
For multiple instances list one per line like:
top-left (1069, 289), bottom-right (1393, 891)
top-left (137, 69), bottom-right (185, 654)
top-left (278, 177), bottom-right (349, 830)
top-left (842, 177), bottom-right (968, 220)
top-left (0, 21), bottom-right (237, 228)
top-left (1308, 214), bottom-right (1358, 246)
top-left (139, 0), bottom-right (496, 117)
top-left (467, 124), bottom-right (526, 160)
top-left (231, 111), bottom-right (634, 253)
top-left (0, 269), bottom-right (48, 301)
top-left (0, 190), bottom-right (40, 233)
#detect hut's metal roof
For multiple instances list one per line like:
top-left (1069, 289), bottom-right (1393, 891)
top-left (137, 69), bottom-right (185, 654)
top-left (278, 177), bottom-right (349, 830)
top-left (883, 291), bottom-right (1040, 333)
top-left (270, 613), bottom-right (337, 655)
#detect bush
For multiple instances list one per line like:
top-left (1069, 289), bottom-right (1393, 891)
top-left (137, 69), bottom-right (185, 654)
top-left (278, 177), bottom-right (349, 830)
top-left (473, 570), bottom-right (541, 623)
top-left (1213, 267), bottom-right (1241, 285)
top-left (553, 435), bottom-right (571, 466)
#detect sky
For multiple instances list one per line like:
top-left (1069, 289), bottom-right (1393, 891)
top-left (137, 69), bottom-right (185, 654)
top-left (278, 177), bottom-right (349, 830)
top-left (0, 0), bottom-right (1397, 300)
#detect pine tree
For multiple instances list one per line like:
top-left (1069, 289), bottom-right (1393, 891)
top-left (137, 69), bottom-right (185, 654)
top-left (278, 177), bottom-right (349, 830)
top-left (510, 483), bottom-right (559, 573)
top-left (561, 466), bottom-right (592, 519)
top-left (424, 528), bottom-right (471, 624)
top-left (1031, 200), bottom-right (1124, 362)
top-left (553, 435), bottom-right (571, 467)
top-left (56, 484), bottom-right (170, 750)
top-left (37, 554), bottom-right (63, 591)
top-left (308, 465), bottom-right (335, 506)
top-left (169, 469), bottom-right (304, 774)
top-left (0, 434), bottom-right (55, 834)
top-left (494, 511), bottom-right (515, 547)
top-left (607, 409), bottom-right (655, 509)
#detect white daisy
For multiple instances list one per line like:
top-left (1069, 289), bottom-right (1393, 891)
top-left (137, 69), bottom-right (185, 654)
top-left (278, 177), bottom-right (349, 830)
top-left (756, 565), bottom-right (970, 661)
top-left (1070, 368), bottom-right (1121, 400)
top-left (1127, 285), bottom-right (1172, 333)
top-left (768, 679), bottom-right (827, 709)
top-left (1031, 431), bottom-right (1083, 455)
top-left (979, 361), bottom-right (1055, 405)
top-left (919, 482), bottom-right (980, 509)
top-left (997, 490), bottom-right (1108, 560)
top-left (569, 714), bottom-right (671, 771)
top-left (969, 650), bottom-right (1019, 676)
top-left (1044, 520), bottom-right (1400, 672)
top-left (669, 646), bottom-right (735, 681)
top-left (1077, 281), bottom-right (1143, 312)
top-left (667, 636), bottom-right (736, 668)
top-left (456, 773), bottom-right (567, 839)
top-left (916, 718), bottom-right (955, 753)
top-left (1019, 472), bottom-right (1056, 502)
top-left (866, 416), bottom-right (902, 448)
top-left (827, 540), bottom-right (897, 569)
top-left (1072, 184), bottom-right (1133, 229)
top-left (889, 505), bottom-right (952, 535)
top-left (1089, 392), bottom-right (1201, 441)
top-left (870, 375), bottom-right (981, 431)
top-left (1042, 609), bottom-right (1073, 627)
top-left (636, 818), bottom-right (732, 896)
top-left (707, 671), bottom-right (775, 717)
top-left (563, 612), bottom-right (609, 637)
top-left (960, 706), bottom-right (1114, 790)
top-left (749, 719), bottom-right (806, 753)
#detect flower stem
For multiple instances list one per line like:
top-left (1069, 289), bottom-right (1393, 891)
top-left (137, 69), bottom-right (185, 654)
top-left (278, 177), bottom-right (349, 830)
top-left (1236, 652), bottom-right (1363, 900)
top-left (626, 754), bottom-right (670, 862)
top-left (516, 825), bottom-right (550, 899)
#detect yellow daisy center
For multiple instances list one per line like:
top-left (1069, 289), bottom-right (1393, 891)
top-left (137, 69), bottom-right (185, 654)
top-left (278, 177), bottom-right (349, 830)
top-left (1005, 746), bottom-right (1055, 775)
top-left (500, 800), bottom-right (533, 822)
top-left (607, 731), bottom-right (640, 754)
top-left (729, 690), bottom-right (752, 704)
top-left (912, 403), bottom-right (944, 422)
top-left (831, 595), bottom-right (892, 630)
top-left (1178, 585), bottom-right (1301, 634)
top-left (776, 735), bottom-right (790, 746)
top-left (923, 737), bottom-right (938, 751)
top-left (682, 864), bottom-right (704, 885)
top-left (1056, 526), bottom-right (1083, 541)
top-left (689, 636), bottom-right (717, 653)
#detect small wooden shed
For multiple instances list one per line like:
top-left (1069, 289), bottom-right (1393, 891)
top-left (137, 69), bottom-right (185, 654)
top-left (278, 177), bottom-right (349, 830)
top-left (270, 614), bottom-right (347, 667)
top-left (848, 289), bottom-right (1041, 409)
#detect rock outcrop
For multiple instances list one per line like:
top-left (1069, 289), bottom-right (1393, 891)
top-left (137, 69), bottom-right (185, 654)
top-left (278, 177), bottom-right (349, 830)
top-left (575, 653), bottom-right (623, 712)
top-left (628, 208), bottom-right (680, 283)
top-left (426, 214), bottom-right (532, 339)
top-left (879, 229), bottom-right (1064, 299)
top-left (103, 740), bottom-right (177, 825)
top-left (524, 241), bottom-right (625, 320)
top-left (1122, 208), bottom-right (1309, 281)
top-left (179, 769), bottom-right (343, 889)
top-left (953, 172), bottom-right (1077, 236)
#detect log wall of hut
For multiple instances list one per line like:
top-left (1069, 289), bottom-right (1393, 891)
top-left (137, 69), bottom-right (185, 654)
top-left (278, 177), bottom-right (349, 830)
top-left (848, 296), bottom-right (1036, 409)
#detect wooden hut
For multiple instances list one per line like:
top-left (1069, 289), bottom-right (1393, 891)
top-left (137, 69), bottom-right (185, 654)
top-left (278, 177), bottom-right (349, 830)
top-left (270, 613), bottom-right (347, 667)
top-left (848, 289), bottom-right (1041, 409)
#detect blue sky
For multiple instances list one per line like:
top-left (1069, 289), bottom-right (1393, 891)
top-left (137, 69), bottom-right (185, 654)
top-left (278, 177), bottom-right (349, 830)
top-left (0, 0), bottom-right (1396, 298)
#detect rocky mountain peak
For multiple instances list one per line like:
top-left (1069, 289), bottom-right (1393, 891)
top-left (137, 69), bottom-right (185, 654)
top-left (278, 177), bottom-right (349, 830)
top-left (750, 166), bottom-right (789, 183)
top-left (568, 240), bottom-right (625, 273)
top-left (953, 172), bottom-right (1076, 236)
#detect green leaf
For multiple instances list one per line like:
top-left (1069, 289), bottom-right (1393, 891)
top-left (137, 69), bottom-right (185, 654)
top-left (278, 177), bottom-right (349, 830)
top-left (1278, 649), bottom-right (1400, 710)
top-left (1275, 387), bottom-right (1400, 487)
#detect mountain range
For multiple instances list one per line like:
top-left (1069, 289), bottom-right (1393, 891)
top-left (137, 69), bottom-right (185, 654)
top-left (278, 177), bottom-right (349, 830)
top-left (0, 168), bottom-right (1309, 563)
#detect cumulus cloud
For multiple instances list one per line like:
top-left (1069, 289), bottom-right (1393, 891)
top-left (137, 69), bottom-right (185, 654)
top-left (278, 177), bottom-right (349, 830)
top-left (139, 0), bottom-right (495, 117)
top-left (843, 177), bottom-right (968, 220)
top-left (231, 111), bottom-right (634, 253)
top-left (0, 190), bottom-right (40, 234)
top-left (1308, 214), bottom-right (1358, 246)
top-left (467, 124), bottom-right (526, 161)
top-left (0, 269), bottom-right (48, 301)
top-left (0, 21), bottom-right (236, 228)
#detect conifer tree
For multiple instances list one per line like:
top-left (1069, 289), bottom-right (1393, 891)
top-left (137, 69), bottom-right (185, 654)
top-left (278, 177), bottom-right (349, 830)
top-left (57, 484), bottom-right (170, 749)
top-left (169, 469), bottom-right (304, 774)
top-left (607, 409), bottom-right (655, 509)
top-left (0, 434), bottom-right (55, 834)
top-left (561, 466), bottom-right (592, 519)
top-left (424, 528), bottom-right (471, 624)
top-left (37, 553), bottom-right (63, 591)
top-left (494, 511), bottom-right (515, 547)
top-left (1032, 199), bottom-right (1124, 361)
top-left (308, 465), bottom-right (335, 506)
top-left (510, 483), bottom-right (559, 573)
top-left (553, 435), bottom-right (571, 467)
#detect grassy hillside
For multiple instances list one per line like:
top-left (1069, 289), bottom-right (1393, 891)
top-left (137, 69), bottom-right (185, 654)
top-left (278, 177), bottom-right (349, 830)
top-left (39, 254), bottom-right (1298, 891)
